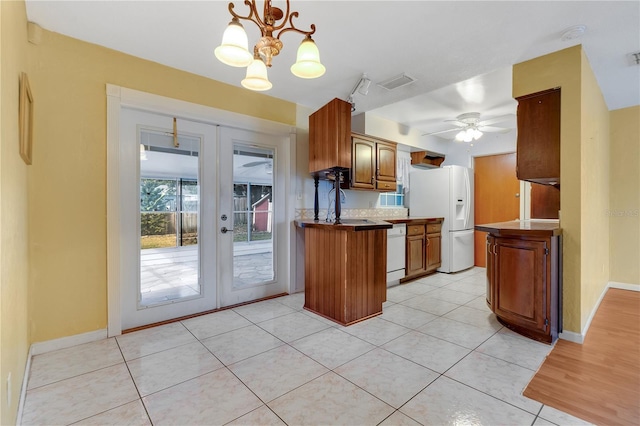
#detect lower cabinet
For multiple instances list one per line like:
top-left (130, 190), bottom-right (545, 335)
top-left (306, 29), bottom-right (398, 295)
top-left (485, 233), bottom-right (561, 343)
top-left (402, 220), bottom-right (442, 282)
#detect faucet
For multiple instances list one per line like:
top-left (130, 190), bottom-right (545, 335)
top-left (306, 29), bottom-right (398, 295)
top-left (326, 187), bottom-right (347, 222)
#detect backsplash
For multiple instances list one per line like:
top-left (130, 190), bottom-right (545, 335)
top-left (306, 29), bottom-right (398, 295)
top-left (296, 207), bottom-right (408, 221)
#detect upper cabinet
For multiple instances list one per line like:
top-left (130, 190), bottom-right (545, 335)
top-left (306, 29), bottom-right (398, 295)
top-left (309, 98), bottom-right (352, 174)
top-left (308, 99), bottom-right (397, 191)
top-left (516, 88), bottom-right (561, 186)
top-left (349, 133), bottom-right (397, 192)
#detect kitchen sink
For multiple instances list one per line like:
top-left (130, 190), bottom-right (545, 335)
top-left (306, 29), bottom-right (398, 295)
top-left (335, 219), bottom-right (374, 224)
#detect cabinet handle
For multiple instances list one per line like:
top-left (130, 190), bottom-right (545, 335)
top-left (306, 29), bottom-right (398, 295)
top-left (492, 245), bottom-right (497, 255)
top-left (371, 176), bottom-right (375, 184)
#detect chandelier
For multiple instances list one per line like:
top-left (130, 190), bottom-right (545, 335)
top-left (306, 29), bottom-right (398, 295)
top-left (215, 0), bottom-right (325, 91)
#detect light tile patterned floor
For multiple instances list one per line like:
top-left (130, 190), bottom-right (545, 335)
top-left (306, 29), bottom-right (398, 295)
top-left (21, 268), bottom-right (593, 425)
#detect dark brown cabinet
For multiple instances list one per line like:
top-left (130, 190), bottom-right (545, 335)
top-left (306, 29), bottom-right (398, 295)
top-left (479, 222), bottom-right (562, 343)
top-left (402, 220), bottom-right (442, 282)
top-left (348, 133), bottom-right (397, 192)
top-left (308, 98), bottom-right (352, 174)
top-left (516, 88), bottom-right (561, 186)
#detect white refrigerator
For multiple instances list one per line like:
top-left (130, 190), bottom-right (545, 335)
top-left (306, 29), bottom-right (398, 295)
top-left (408, 165), bottom-right (474, 273)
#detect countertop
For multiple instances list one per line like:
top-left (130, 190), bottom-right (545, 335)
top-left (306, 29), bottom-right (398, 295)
top-left (294, 219), bottom-right (392, 231)
top-left (294, 216), bottom-right (444, 231)
top-left (475, 220), bottom-right (562, 237)
top-left (382, 217), bottom-right (443, 224)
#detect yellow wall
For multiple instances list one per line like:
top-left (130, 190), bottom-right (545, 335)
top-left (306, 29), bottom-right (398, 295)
top-left (26, 28), bottom-right (296, 343)
top-left (610, 106), bottom-right (640, 284)
top-left (0, 2), bottom-right (31, 424)
top-left (579, 49), bottom-right (610, 328)
top-left (513, 45), bottom-right (613, 334)
top-left (513, 46), bottom-right (583, 333)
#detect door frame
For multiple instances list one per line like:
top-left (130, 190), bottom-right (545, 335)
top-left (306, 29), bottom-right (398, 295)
top-left (106, 85), bottom-right (297, 337)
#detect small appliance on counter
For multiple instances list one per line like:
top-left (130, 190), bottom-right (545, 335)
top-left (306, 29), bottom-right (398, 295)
top-left (408, 165), bottom-right (474, 273)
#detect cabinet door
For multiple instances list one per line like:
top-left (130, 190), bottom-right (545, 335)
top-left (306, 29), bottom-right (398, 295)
top-left (351, 137), bottom-right (376, 189)
top-left (516, 88), bottom-right (561, 185)
top-left (376, 141), bottom-right (397, 183)
top-left (494, 237), bottom-right (548, 333)
top-left (406, 235), bottom-right (426, 276)
top-left (426, 233), bottom-right (441, 272)
top-left (486, 235), bottom-right (495, 310)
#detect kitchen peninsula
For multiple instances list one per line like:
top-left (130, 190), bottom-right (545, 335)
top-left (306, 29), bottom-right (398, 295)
top-left (295, 219), bottom-right (391, 325)
top-left (476, 220), bottom-right (562, 343)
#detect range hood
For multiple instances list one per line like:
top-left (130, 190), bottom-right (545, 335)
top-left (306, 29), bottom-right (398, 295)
top-left (410, 151), bottom-right (445, 169)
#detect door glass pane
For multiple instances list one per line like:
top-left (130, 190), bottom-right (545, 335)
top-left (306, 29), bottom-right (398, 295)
top-left (233, 145), bottom-right (274, 288)
top-left (139, 130), bottom-right (200, 307)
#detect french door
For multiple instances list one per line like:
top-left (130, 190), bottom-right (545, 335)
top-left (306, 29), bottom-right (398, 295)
top-left (119, 108), bottom-right (287, 330)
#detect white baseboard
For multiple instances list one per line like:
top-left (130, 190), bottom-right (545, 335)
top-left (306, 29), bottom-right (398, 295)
top-left (30, 329), bottom-right (108, 356)
top-left (16, 346), bottom-right (33, 426)
top-left (559, 281), bottom-right (639, 344)
top-left (19, 329), bottom-right (108, 424)
top-left (608, 281), bottom-right (640, 292)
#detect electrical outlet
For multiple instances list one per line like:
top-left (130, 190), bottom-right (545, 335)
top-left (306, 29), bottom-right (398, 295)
top-left (7, 372), bottom-right (11, 406)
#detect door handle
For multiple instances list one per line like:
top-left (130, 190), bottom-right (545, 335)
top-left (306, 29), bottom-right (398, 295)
top-left (220, 227), bottom-right (234, 234)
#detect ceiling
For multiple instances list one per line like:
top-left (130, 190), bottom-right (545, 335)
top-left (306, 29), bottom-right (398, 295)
top-left (25, 1), bottom-right (640, 137)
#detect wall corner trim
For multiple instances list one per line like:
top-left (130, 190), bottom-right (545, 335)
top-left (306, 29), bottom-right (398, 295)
top-left (16, 346), bottom-right (33, 426)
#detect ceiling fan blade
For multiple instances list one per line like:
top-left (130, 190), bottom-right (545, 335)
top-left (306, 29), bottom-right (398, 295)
top-left (422, 127), bottom-right (461, 136)
top-left (242, 160), bottom-right (271, 167)
top-left (478, 126), bottom-right (511, 133)
top-left (478, 114), bottom-right (515, 127)
top-left (443, 119), bottom-right (466, 127)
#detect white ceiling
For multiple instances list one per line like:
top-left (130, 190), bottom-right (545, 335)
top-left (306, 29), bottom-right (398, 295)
top-left (25, 1), bottom-right (640, 136)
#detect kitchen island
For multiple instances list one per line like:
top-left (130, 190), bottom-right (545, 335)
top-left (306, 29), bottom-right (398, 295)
top-left (295, 219), bottom-right (392, 325)
top-left (475, 220), bottom-right (562, 343)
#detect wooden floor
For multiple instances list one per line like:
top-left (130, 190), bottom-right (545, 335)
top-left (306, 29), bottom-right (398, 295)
top-left (524, 288), bottom-right (640, 426)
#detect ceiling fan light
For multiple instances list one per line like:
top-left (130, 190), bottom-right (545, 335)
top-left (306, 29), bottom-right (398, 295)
top-left (472, 129), bottom-right (483, 140)
top-left (291, 36), bottom-right (326, 79)
top-left (241, 57), bottom-right (273, 91)
top-left (215, 19), bottom-right (253, 67)
top-left (455, 130), bottom-right (466, 142)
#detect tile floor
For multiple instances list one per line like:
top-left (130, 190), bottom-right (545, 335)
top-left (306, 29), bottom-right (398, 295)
top-left (21, 268), bottom-right (592, 425)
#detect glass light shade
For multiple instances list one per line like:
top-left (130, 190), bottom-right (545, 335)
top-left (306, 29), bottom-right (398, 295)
top-left (214, 20), bottom-right (253, 67)
top-left (472, 129), bottom-right (483, 140)
top-left (290, 37), bottom-right (326, 79)
top-left (455, 130), bottom-right (466, 142)
top-left (241, 58), bottom-right (273, 91)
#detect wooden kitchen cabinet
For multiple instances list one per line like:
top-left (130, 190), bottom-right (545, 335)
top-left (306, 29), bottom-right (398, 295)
top-left (478, 221), bottom-right (561, 343)
top-left (350, 137), bottom-right (376, 189)
top-left (308, 98), bottom-right (352, 174)
top-left (426, 226), bottom-right (442, 272)
top-left (406, 234), bottom-right (426, 276)
top-left (348, 133), bottom-right (397, 192)
top-left (401, 220), bottom-right (442, 282)
top-left (516, 88), bottom-right (561, 186)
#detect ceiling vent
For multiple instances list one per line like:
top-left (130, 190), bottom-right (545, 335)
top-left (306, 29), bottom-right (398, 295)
top-left (378, 73), bottom-right (416, 90)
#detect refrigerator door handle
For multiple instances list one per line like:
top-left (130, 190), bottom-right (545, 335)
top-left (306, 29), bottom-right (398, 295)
top-left (464, 168), bottom-right (471, 229)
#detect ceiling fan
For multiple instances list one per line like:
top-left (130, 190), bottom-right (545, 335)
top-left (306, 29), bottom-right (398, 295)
top-left (423, 112), bottom-right (514, 142)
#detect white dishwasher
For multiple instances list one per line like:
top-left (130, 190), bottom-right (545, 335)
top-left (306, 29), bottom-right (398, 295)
top-left (386, 223), bottom-right (406, 287)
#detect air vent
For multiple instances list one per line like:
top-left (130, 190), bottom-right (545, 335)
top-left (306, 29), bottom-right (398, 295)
top-left (378, 73), bottom-right (416, 90)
